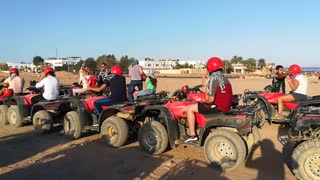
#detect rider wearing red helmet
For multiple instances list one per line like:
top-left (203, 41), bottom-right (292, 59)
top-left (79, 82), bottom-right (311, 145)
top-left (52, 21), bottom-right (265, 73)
top-left (274, 64), bottom-right (308, 119)
top-left (31, 66), bottom-right (60, 104)
top-left (0, 68), bottom-right (25, 95)
top-left (82, 65), bottom-right (127, 116)
top-left (184, 57), bottom-right (233, 143)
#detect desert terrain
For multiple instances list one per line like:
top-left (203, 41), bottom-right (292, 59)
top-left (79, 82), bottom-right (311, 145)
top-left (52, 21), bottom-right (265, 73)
top-left (1, 71), bottom-right (320, 180)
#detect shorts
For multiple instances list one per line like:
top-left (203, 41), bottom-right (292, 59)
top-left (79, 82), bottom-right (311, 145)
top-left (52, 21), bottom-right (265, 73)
top-left (198, 102), bottom-right (221, 114)
top-left (290, 91), bottom-right (307, 101)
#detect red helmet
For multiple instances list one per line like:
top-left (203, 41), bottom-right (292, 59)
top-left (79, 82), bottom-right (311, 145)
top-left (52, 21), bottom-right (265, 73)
top-left (9, 68), bottom-right (19, 76)
top-left (288, 64), bottom-right (302, 75)
top-left (207, 57), bottom-right (223, 73)
top-left (44, 67), bottom-right (54, 75)
top-left (3, 89), bottom-right (13, 97)
top-left (181, 85), bottom-right (189, 93)
top-left (110, 65), bottom-right (123, 76)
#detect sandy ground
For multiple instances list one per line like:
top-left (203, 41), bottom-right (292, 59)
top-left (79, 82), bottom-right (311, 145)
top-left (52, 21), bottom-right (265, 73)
top-left (1, 72), bottom-right (319, 180)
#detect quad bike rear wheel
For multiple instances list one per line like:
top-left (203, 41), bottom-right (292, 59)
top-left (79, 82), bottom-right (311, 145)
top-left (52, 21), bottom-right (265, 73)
top-left (138, 121), bottom-right (168, 155)
top-left (33, 110), bottom-right (53, 134)
top-left (204, 129), bottom-right (247, 171)
top-left (292, 139), bottom-right (320, 180)
top-left (64, 111), bottom-right (82, 139)
top-left (0, 105), bottom-right (9, 125)
top-left (7, 105), bottom-right (23, 127)
top-left (100, 116), bottom-right (129, 147)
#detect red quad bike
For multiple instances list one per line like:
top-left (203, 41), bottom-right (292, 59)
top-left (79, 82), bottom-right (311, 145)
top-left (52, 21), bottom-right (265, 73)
top-left (2, 80), bottom-right (73, 128)
top-left (63, 91), bottom-right (169, 147)
top-left (138, 86), bottom-right (261, 171)
top-left (283, 96), bottom-right (320, 180)
top-left (243, 88), bottom-right (309, 126)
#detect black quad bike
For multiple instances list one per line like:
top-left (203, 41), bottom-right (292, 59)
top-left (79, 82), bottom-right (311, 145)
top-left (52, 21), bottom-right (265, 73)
top-left (285, 96), bottom-right (320, 180)
top-left (138, 87), bottom-right (261, 171)
top-left (63, 91), bottom-right (169, 147)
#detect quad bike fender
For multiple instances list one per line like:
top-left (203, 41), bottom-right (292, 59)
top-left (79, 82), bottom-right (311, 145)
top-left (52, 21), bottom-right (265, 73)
top-left (144, 106), bottom-right (179, 149)
top-left (69, 98), bottom-right (94, 129)
top-left (199, 117), bottom-right (251, 146)
top-left (98, 108), bottom-right (120, 128)
top-left (244, 94), bottom-right (272, 125)
top-left (294, 116), bottom-right (320, 131)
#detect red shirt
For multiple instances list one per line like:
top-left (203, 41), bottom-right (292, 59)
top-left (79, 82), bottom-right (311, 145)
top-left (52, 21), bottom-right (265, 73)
top-left (89, 75), bottom-right (96, 88)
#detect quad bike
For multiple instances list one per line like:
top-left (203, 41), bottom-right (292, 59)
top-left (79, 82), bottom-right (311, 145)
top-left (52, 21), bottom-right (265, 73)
top-left (283, 96), bottom-right (320, 180)
top-left (243, 88), bottom-right (307, 126)
top-left (63, 91), bottom-right (169, 147)
top-left (1, 80), bottom-right (73, 128)
top-left (138, 86), bottom-right (261, 171)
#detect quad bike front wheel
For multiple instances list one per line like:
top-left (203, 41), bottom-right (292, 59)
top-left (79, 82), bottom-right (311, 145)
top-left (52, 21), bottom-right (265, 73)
top-left (64, 111), bottom-right (82, 139)
top-left (100, 116), bottom-right (129, 148)
top-left (33, 110), bottom-right (53, 134)
top-left (204, 129), bottom-right (247, 171)
top-left (292, 139), bottom-right (320, 180)
top-left (138, 121), bottom-right (168, 155)
top-left (0, 105), bottom-right (9, 125)
top-left (7, 105), bottom-right (23, 127)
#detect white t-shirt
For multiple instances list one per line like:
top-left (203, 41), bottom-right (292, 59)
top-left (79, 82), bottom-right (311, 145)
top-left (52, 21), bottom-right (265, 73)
top-left (294, 74), bottom-right (308, 95)
top-left (80, 75), bottom-right (91, 89)
top-left (35, 76), bottom-right (60, 100)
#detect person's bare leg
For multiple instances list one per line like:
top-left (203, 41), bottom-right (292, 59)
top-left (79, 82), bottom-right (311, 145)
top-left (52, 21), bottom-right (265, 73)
top-left (187, 104), bottom-right (198, 136)
top-left (277, 94), bottom-right (295, 115)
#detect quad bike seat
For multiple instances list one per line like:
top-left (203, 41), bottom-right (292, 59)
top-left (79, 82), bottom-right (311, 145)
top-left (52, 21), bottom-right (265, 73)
top-left (202, 112), bottom-right (249, 130)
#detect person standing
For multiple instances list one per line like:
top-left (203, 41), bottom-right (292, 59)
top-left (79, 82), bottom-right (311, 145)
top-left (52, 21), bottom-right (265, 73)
top-left (128, 60), bottom-right (144, 101)
top-left (272, 65), bottom-right (286, 94)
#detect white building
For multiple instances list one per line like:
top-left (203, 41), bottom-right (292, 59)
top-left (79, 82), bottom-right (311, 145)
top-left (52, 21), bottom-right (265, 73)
top-left (44, 57), bottom-right (82, 68)
top-left (139, 58), bottom-right (206, 72)
top-left (7, 62), bottom-right (36, 72)
top-left (232, 63), bottom-right (247, 74)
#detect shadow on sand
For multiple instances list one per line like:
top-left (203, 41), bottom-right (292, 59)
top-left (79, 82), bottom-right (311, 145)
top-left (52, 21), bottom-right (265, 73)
top-left (245, 139), bottom-right (285, 180)
top-left (0, 139), bottom-right (228, 180)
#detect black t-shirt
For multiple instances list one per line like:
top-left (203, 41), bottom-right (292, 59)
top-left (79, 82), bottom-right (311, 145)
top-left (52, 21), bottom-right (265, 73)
top-left (102, 75), bottom-right (127, 104)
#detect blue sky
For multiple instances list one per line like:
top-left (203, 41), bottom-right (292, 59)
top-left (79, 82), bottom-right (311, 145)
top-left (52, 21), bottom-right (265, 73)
top-left (1, 0), bottom-right (320, 67)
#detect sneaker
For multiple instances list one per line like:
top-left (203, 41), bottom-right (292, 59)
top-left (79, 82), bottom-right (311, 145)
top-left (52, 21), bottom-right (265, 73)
top-left (184, 135), bottom-right (199, 143)
top-left (273, 114), bottom-right (285, 120)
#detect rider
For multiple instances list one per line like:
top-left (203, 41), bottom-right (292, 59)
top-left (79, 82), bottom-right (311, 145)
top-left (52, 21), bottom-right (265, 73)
top-left (31, 67), bottom-right (60, 104)
top-left (133, 69), bottom-right (157, 101)
top-left (84, 65), bottom-right (127, 116)
top-left (184, 57), bottom-right (233, 143)
top-left (75, 66), bottom-right (96, 95)
top-left (0, 68), bottom-right (25, 95)
top-left (274, 64), bottom-right (308, 119)
top-left (271, 65), bottom-right (286, 94)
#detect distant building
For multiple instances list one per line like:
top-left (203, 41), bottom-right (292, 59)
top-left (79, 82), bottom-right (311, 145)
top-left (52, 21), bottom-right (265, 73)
top-left (139, 58), bottom-right (206, 72)
top-left (44, 57), bottom-right (82, 68)
top-left (7, 62), bottom-right (36, 72)
top-left (232, 63), bottom-right (247, 74)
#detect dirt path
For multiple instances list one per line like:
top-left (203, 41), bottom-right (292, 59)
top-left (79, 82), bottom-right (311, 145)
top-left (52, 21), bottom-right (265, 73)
top-left (0, 123), bottom-right (296, 180)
